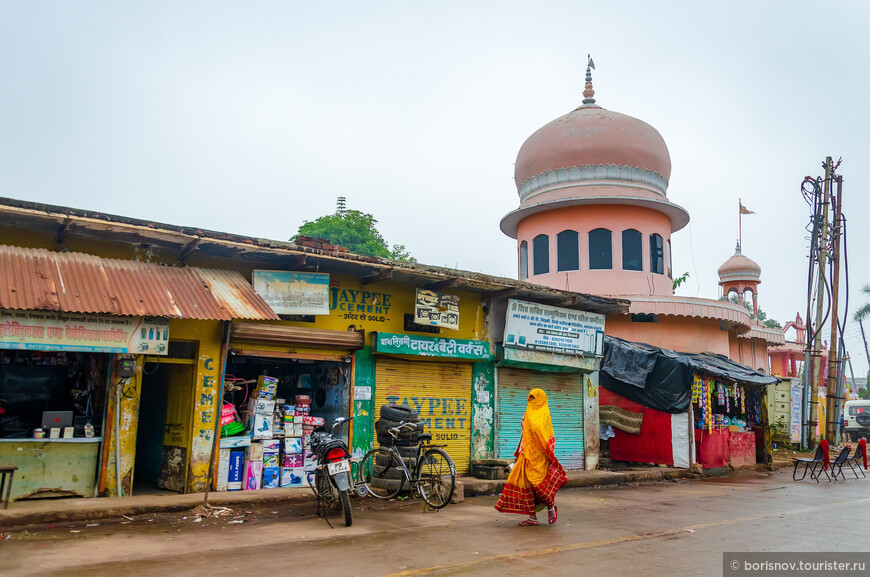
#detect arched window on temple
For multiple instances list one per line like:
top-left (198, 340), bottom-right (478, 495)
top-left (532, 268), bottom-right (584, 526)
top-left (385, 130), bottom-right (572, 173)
top-left (650, 233), bottom-right (664, 275)
top-left (556, 230), bottom-right (579, 272)
top-left (533, 234), bottom-right (549, 275)
top-left (519, 241), bottom-right (529, 280)
top-left (622, 229), bottom-right (642, 271)
top-left (588, 228), bottom-right (612, 270)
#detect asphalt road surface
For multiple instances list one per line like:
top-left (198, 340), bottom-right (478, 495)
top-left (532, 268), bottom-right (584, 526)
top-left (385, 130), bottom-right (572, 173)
top-left (2, 469), bottom-right (868, 576)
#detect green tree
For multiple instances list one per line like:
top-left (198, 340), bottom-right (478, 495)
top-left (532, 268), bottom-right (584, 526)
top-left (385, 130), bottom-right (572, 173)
top-left (293, 198), bottom-right (416, 262)
top-left (720, 294), bottom-right (781, 328)
top-left (854, 284), bottom-right (870, 322)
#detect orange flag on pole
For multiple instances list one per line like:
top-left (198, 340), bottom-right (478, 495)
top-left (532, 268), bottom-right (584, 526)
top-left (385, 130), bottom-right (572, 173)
top-left (739, 201), bottom-right (755, 215)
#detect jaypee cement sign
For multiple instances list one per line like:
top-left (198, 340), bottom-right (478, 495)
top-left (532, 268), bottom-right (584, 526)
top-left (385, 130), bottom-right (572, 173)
top-left (503, 299), bottom-right (605, 357)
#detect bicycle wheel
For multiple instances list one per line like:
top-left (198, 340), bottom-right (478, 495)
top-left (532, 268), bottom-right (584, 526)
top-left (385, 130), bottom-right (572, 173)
top-left (360, 448), bottom-right (404, 499)
top-left (416, 448), bottom-right (455, 509)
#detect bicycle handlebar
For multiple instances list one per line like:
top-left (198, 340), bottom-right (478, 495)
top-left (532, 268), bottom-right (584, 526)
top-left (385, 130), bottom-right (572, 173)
top-left (388, 421), bottom-right (417, 437)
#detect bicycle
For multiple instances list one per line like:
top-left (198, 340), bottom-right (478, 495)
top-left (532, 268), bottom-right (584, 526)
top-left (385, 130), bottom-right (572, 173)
top-left (358, 421), bottom-right (456, 509)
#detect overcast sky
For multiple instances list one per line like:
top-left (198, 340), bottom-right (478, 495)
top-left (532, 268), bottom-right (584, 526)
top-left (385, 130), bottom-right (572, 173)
top-left (1, 2), bottom-right (868, 379)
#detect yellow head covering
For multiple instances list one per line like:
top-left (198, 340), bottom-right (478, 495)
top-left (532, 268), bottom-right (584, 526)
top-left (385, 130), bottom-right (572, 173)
top-left (524, 388), bottom-right (555, 445)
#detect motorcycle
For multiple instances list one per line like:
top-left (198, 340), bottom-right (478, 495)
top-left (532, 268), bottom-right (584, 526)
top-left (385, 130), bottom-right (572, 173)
top-left (307, 416), bottom-right (355, 526)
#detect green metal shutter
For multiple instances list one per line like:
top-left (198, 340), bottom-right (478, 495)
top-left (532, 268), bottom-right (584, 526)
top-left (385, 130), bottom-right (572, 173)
top-left (496, 368), bottom-right (585, 470)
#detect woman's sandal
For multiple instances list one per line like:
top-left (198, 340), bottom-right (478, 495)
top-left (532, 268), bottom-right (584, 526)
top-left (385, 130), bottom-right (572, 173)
top-left (548, 506), bottom-right (558, 525)
top-left (518, 518), bottom-right (539, 526)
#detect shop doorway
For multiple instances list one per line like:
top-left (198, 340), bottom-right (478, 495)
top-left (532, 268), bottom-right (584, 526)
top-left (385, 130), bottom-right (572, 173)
top-left (225, 354), bottom-right (350, 442)
top-left (135, 347), bottom-right (197, 494)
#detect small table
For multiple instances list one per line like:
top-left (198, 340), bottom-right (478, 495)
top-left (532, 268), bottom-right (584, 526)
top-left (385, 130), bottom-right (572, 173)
top-left (0, 465), bottom-right (17, 509)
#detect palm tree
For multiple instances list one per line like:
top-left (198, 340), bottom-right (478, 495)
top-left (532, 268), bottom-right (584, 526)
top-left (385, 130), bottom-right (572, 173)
top-left (856, 284), bottom-right (870, 321)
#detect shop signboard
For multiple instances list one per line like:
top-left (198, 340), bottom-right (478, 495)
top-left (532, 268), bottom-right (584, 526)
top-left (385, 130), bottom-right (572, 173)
top-left (504, 299), bottom-right (605, 357)
top-left (0, 309), bottom-right (169, 355)
top-left (414, 289), bottom-right (460, 330)
top-left (252, 270), bottom-right (330, 315)
top-left (790, 379), bottom-right (802, 444)
top-left (373, 332), bottom-right (489, 361)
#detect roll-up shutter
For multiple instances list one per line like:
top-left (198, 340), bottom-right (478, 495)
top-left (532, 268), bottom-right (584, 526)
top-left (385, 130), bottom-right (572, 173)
top-left (375, 358), bottom-right (472, 474)
top-left (230, 321), bottom-right (364, 349)
top-left (496, 368), bottom-right (585, 470)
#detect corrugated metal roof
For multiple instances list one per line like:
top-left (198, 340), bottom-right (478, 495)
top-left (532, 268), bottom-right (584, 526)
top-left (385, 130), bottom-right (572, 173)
top-left (0, 245), bottom-right (279, 320)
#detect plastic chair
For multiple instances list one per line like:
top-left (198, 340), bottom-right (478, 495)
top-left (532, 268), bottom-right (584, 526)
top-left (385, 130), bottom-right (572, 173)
top-left (830, 447), bottom-right (852, 481)
top-left (792, 445), bottom-right (829, 482)
top-left (845, 443), bottom-right (867, 478)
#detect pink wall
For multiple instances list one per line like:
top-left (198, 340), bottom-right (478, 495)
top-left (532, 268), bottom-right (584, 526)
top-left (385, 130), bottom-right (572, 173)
top-left (516, 204), bottom-right (674, 296)
top-left (729, 334), bottom-right (772, 373)
top-left (606, 314), bottom-right (731, 356)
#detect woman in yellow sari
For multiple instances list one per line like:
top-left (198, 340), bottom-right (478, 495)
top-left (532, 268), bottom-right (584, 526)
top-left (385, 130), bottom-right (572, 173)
top-left (495, 388), bottom-right (567, 525)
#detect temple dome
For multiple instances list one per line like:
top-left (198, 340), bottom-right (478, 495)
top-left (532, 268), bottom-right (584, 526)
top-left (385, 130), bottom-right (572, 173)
top-left (718, 244), bottom-right (762, 282)
top-left (514, 105), bottom-right (672, 191)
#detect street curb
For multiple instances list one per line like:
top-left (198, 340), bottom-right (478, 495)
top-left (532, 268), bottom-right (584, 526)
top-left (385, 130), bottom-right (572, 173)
top-left (0, 462), bottom-right (791, 530)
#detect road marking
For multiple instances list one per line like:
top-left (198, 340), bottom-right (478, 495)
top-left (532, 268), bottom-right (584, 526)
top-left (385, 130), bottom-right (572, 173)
top-left (378, 496), bottom-right (870, 576)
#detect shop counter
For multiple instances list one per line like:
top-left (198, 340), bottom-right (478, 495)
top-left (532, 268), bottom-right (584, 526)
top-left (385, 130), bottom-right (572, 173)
top-left (694, 429), bottom-right (757, 470)
top-left (0, 438), bottom-right (102, 501)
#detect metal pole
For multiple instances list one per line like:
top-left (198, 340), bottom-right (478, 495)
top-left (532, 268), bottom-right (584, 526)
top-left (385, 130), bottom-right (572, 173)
top-left (825, 174), bottom-right (843, 443)
top-left (808, 157), bottom-right (832, 450)
top-left (859, 319), bottom-right (870, 381)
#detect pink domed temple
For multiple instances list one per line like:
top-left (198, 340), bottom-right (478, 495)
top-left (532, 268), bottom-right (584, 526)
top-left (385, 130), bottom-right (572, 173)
top-left (500, 59), bottom-right (784, 469)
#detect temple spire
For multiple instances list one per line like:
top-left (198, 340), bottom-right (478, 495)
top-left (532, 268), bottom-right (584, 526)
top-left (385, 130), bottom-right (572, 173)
top-left (582, 54), bottom-right (596, 105)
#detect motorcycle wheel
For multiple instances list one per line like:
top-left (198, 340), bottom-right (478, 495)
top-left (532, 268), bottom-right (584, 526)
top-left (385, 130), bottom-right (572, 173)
top-left (339, 488), bottom-right (353, 527)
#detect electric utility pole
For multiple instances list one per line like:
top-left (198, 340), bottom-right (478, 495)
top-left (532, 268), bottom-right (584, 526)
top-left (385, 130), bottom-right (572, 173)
top-left (806, 158), bottom-right (831, 450)
top-left (825, 174), bottom-right (844, 444)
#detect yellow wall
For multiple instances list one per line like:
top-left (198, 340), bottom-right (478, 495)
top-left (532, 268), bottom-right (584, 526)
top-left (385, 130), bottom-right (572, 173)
top-left (102, 354), bottom-right (143, 497)
top-left (166, 319), bottom-right (224, 493)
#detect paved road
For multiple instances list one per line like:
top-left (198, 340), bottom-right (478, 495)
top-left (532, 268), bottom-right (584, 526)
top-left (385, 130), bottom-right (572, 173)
top-left (2, 469), bottom-right (868, 576)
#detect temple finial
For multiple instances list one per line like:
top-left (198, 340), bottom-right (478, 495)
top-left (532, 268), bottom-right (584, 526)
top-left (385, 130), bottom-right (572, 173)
top-left (582, 54), bottom-right (596, 105)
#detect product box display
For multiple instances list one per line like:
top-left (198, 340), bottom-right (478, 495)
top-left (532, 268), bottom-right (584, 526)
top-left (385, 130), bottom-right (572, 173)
top-left (255, 375), bottom-right (278, 399)
top-left (262, 466), bottom-right (280, 489)
top-left (250, 414), bottom-right (273, 439)
top-left (283, 454), bottom-right (303, 468)
top-left (217, 448), bottom-right (231, 492)
top-left (247, 398), bottom-right (276, 415)
top-left (227, 449), bottom-right (245, 491)
top-left (244, 460), bottom-right (263, 491)
top-left (220, 436), bottom-right (251, 449)
top-left (284, 437), bottom-right (303, 454)
top-left (261, 439), bottom-right (281, 452)
top-left (280, 467), bottom-right (305, 488)
top-left (263, 453), bottom-right (280, 468)
top-left (245, 442), bottom-right (264, 462)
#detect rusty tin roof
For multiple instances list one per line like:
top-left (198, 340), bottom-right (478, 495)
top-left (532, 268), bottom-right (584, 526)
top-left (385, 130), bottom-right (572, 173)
top-left (0, 245), bottom-right (279, 320)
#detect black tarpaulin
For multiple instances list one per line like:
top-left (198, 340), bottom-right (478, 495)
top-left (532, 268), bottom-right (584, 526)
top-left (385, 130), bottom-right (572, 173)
top-left (600, 336), bottom-right (780, 414)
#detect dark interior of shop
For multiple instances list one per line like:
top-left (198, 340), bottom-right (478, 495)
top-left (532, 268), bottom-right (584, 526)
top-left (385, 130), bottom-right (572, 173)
top-left (0, 351), bottom-right (105, 438)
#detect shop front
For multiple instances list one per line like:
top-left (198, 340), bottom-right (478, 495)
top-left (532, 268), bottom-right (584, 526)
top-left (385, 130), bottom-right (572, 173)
top-left (0, 309), bottom-right (168, 500)
top-left (600, 336), bottom-right (778, 470)
top-left (494, 299), bottom-right (605, 471)
top-left (371, 332), bottom-right (490, 475)
top-left (206, 269), bottom-right (488, 490)
top-left (692, 376), bottom-right (767, 469)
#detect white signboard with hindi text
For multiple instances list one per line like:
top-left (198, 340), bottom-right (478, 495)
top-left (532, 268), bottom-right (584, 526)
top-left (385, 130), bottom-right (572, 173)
top-left (503, 299), bottom-right (605, 357)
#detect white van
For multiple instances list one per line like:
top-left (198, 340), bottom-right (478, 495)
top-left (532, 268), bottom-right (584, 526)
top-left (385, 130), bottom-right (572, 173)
top-left (844, 399), bottom-right (870, 442)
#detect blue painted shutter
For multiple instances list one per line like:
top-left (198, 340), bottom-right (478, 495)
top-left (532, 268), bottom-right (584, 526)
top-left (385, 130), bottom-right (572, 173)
top-left (496, 368), bottom-right (585, 470)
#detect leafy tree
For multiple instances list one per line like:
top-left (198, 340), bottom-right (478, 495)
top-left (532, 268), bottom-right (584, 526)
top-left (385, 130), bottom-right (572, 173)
top-left (720, 294), bottom-right (781, 328)
top-left (854, 284), bottom-right (870, 322)
top-left (293, 198), bottom-right (416, 262)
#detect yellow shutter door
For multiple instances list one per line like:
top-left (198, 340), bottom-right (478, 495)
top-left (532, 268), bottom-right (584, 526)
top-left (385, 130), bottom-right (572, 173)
top-left (375, 358), bottom-right (473, 474)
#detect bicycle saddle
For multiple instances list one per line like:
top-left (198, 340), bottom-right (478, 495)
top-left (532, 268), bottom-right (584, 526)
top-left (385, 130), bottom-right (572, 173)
top-left (419, 432), bottom-right (432, 442)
